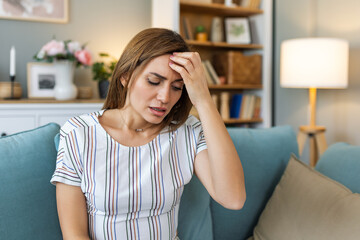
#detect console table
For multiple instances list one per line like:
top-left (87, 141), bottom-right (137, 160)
top-left (0, 99), bottom-right (104, 136)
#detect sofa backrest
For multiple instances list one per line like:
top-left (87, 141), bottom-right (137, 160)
top-left (315, 142), bottom-right (360, 193)
top-left (0, 123), bottom-right (62, 239)
top-left (178, 125), bottom-right (298, 240)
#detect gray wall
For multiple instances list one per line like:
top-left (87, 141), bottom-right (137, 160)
top-left (275, 0), bottom-right (360, 162)
top-left (0, 0), bottom-right (151, 98)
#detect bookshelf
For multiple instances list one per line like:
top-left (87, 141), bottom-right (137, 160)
top-left (152, 0), bottom-right (273, 127)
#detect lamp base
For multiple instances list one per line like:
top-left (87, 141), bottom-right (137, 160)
top-left (297, 125), bottom-right (327, 167)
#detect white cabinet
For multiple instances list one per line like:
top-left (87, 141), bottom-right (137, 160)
top-left (0, 101), bottom-right (103, 136)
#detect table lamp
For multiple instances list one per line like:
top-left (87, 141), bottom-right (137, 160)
top-left (280, 38), bottom-right (349, 166)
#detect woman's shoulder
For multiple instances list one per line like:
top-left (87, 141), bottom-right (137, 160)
top-left (60, 110), bottom-right (104, 137)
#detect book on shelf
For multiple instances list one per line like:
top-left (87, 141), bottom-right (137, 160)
top-left (182, 16), bottom-right (193, 40)
top-left (220, 92), bottom-right (230, 120)
top-left (253, 95), bottom-right (262, 119)
top-left (204, 60), bottom-right (220, 85)
top-left (246, 94), bottom-right (256, 119)
top-left (230, 94), bottom-right (243, 119)
top-left (201, 61), bottom-right (215, 85)
top-left (230, 94), bottom-right (261, 120)
top-left (238, 94), bottom-right (248, 119)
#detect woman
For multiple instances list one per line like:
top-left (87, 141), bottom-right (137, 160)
top-left (51, 28), bottom-right (245, 240)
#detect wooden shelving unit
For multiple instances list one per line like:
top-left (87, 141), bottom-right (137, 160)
top-left (179, 1), bottom-right (266, 125)
top-left (152, 0), bottom-right (273, 127)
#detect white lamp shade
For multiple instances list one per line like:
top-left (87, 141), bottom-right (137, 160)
top-left (280, 38), bottom-right (349, 89)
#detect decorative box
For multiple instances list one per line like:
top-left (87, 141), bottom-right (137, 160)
top-left (213, 51), bottom-right (262, 85)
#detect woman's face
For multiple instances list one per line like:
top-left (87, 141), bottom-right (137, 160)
top-left (124, 54), bottom-right (184, 125)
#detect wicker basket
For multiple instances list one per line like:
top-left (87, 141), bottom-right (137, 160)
top-left (213, 51), bottom-right (262, 85)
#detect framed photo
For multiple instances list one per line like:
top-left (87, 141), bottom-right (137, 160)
top-left (0, 0), bottom-right (69, 23)
top-left (27, 62), bottom-right (57, 99)
top-left (225, 18), bottom-right (251, 44)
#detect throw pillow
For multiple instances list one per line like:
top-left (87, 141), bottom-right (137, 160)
top-left (0, 123), bottom-right (62, 239)
top-left (252, 155), bottom-right (360, 240)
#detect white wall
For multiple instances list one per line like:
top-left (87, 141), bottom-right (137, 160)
top-left (316, 0), bottom-right (360, 144)
top-left (275, 0), bottom-right (360, 162)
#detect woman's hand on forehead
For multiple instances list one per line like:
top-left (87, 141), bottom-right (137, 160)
top-left (168, 52), bottom-right (212, 108)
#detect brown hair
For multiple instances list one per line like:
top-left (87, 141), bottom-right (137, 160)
top-left (103, 28), bottom-right (192, 131)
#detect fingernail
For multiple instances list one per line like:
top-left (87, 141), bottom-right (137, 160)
top-left (170, 55), bottom-right (174, 59)
top-left (173, 52), bottom-right (178, 55)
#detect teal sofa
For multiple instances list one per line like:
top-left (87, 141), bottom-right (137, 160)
top-left (1, 123), bottom-right (359, 239)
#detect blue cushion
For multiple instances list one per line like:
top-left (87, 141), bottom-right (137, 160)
top-left (0, 123), bottom-right (62, 239)
top-left (315, 142), bottom-right (360, 193)
top-left (178, 175), bottom-right (213, 240)
top-left (211, 125), bottom-right (298, 240)
top-left (54, 133), bottom-right (60, 151)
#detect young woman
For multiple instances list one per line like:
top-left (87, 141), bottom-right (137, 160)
top-left (51, 28), bottom-right (245, 240)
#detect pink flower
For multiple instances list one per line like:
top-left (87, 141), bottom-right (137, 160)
top-left (67, 41), bottom-right (82, 53)
top-left (41, 40), bottom-right (65, 56)
top-left (75, 49), bottom-right (92, 66)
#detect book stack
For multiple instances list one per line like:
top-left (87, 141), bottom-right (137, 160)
top-left (201, 60), bottom-right (221, 85)
top-left (229, 93), bottom-right (261, 120)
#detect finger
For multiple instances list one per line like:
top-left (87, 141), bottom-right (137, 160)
top-left (173, 52), bottom-right (202, 67)
top-left (170, 55), bottom-right (195, 73)
top-left (169, 62), bottom-right (191, 82)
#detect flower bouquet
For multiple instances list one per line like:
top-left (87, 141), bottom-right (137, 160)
top-left (33, 39), bottom-right (92, 100)
top-left (34, 39), bottom-right (92, 66)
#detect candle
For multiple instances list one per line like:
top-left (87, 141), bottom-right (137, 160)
top-left (10, 46), bottom-right (16, 76)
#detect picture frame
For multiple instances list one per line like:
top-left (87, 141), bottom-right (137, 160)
top-left (27, 62), bottom-right (57, 99)
top-left (225, 17), bottom-right (251, 44)
top-left (0, 0), bottom-right (69, 23)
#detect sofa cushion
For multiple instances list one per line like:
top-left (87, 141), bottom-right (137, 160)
top-left (0, 123), bottom-right (62, 239)
top-left (211, 125), bottom-right (298, 240)
top-left (252, 155), bottom-right (360, 240)
top-left (315, 142), bottom-right (360, 193)
top-left (178, 175), bottom-right (213, 240)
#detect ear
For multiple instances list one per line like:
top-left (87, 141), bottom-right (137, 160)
top-left (120, 76), bottom-right (127, 87)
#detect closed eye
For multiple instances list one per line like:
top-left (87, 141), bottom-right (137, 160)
top-left (147, 78), bottom-right (160, 85)
top-left (172, 86), bottom-right (182, 91)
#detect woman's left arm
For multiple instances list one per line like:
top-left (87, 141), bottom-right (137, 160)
top-left (169, 52), bottom-right (246, 210)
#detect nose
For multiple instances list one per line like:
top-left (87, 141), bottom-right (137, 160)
top-left (157, 85), bottom-right (170, 104)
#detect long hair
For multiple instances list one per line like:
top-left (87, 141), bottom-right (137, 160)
top-left (103, 28), bottom-right (192, 131)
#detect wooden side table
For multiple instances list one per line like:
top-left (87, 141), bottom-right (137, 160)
top-left (297, 125), bottom-right (328, 167)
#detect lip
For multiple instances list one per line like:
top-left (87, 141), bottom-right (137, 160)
top-left (149, 106), bottom-right (167, 117)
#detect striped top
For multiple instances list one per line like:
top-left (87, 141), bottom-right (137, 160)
top-left (50, 110), bottom-right (207, 240)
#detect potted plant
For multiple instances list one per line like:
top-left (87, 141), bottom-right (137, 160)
top-left (92, 52), bottom-right (117, 99)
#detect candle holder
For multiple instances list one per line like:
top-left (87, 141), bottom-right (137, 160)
top-left (5, 75), bottom-right (16, 100)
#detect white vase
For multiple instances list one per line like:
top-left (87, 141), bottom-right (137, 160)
top-left (54, 60), bottom-right (77, 100)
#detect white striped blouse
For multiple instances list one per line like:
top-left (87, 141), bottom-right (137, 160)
top-left (51, 110), bottom-right (207, 240)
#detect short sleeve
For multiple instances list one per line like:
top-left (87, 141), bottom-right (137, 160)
top-left (186, 115), bottom-right (207, 155)
top-left (50, 130), bottom-right (83, 187)
top-left (196, 126), bottom-right (207, 155)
